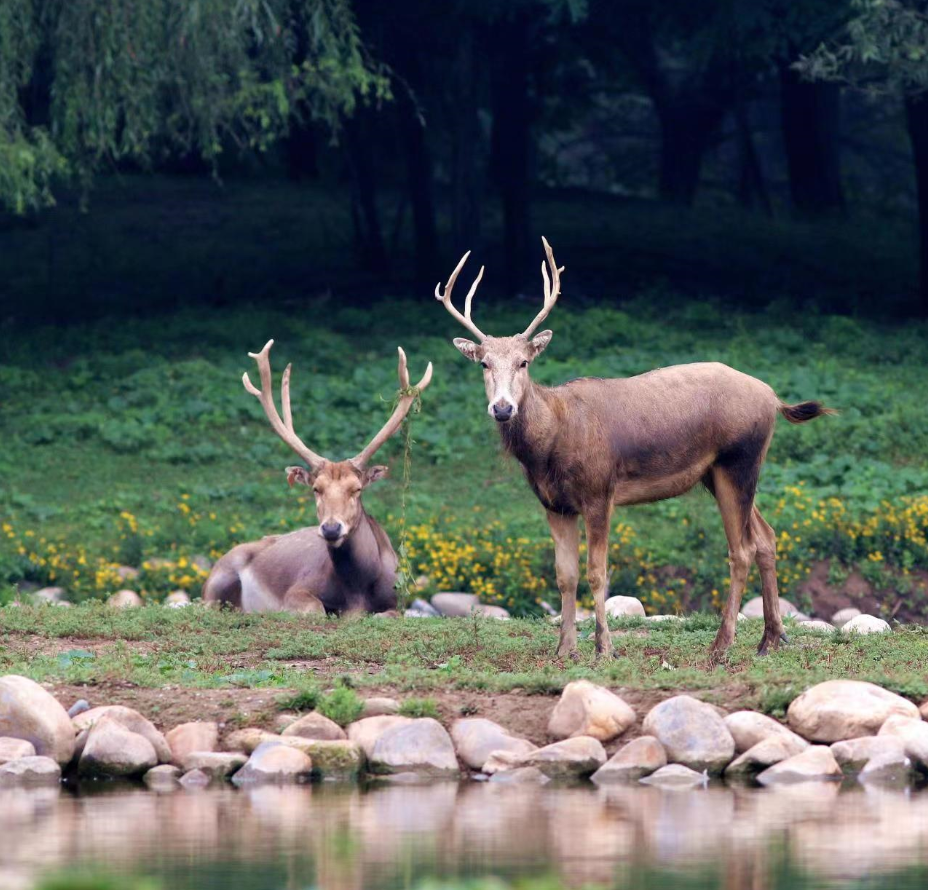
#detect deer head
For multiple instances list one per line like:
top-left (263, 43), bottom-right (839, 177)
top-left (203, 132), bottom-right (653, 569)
top-left (243, 341), bottom-right (432, 546)
top-left (436, 237), bottom-right (562, 423)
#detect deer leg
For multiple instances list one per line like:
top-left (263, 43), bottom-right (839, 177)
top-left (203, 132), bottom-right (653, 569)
top-left (708, 467), bottom-right (757, 659)
top-left (752, 507), bottom-right (787, 655)
top-left (584, 503), bottom-right (614, 659)
top-left (282, 585), bottom-right (326, 615)
top-left (547, 511), bottom-right (580, 661)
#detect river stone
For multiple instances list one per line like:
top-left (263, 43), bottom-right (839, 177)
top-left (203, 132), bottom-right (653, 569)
top-left (604, 595), bottom-right (646, 618)
top-left (756, 745), bottom-right (843, 785)
top-left (801, 620), bottom-right (836, 633)
top-left (144, 764), bottom-right (182, 789)
top-left (724, 737), bottom-right (793, 779)
top-left (368, 718), bottom-right (459, 776)
top-left (859, 747), bottom-right (915, 786)
top-left (430, 593), bottom-right (480, 617)
top-left (450, 718), bottom-right (536, 771)
top-left (787, 680), bottom-right (919, 742)
top-left (639, 763), bottom-right (707, 789)
top-left (0, 737), bottom-right (36, 765)
top-left (73, 705), bottom-right (171, 763)
top-left (282, 712), bottom-right (347, 741)
top-left (591, 735), bottom-right (666, 783)
top-left (347, 716), bottom-right (414, 758)
top-left (642, 695), bottom-right (735, 774)
top-left (0, 675), bottom-right (75, 766)
top-left (181, 751), bottom-right (246, 780)
top-left (361, 697), bottom-right (400, 718)
top-left (646, 614), bottom-right (683, 623)
top-left (548, 680), bottom-right (636, 743)
top-left (166, 722), bottom-right (219, 763)
top-left (473, 604), bottom-right (510, 619)
top-left (843, 614), bottom-right (891, 635)
top-left (232, 741), bottom-right (313, 785)
top-left (518, 736), bottom-right (607, 779)
top-left (224, 727), bottom-right (275, 754)
top-left (67, 700), bottom-right (91, 718)
top-left (878, 715), bottom-right (928, 767)
top-left (831, 607), bottom-right (862, 628)
top-left (79, 716), bottom-right (158, 778)
top-left (724, 711), bottom-right (808, 755)
top-left (297, 739), bottom-right (364, 780)
top-left (0, 755), bottom-right (61, 786)
top-left (741, 597), bottom-right (800, 619)
top-left (483, 749), bottom-right (527, 775)
top-left (179, 768), bottom-right (211, 789)
top-left (108, 589), bottom-right (143, 608)
top-left (489, 766), bottom-right (551, 785)
top-left (832, 736), bottom-right (906, 772)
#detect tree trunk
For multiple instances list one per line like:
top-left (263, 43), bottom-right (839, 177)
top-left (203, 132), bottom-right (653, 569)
top-left (344, 112), bottom-right (388, 274)
top-left (905, 93), bottom-right (928, 316)
top-left (656, 97), bottom-right (724, 205)
top-left (780, 64), bottom-right (845, 218)
top-left (450, 26), bottom-right (483, 256)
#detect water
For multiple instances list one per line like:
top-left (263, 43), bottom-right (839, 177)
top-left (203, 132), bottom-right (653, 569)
top-left (4, 781), bottom-right (928, 890)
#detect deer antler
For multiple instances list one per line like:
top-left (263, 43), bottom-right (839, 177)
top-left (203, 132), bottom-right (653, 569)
top-left (521, 237), bottom-right (565, 338)
top-left (352, 347), bottom-right (433, 468)
top-left (435, 251), bottom-right (487, 341)
top-left (243, 340), bottom-right (326, 471)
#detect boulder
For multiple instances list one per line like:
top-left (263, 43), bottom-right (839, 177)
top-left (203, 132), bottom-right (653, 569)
top-left (180, 769), bottom-right (211, 789)
top-left (430, 593), bottom-right (479, 617)
top-left (548, 680), bottom-right (636, 743)
top-left (604, 596), bottom-right (646, 619)
top-left (756, 745), bottom-right (843, 785)
top-left (483, 749), bottom-right (527, 775)
top-left (724, 711), bottom-right (808, 755)
top-left (591, 735), bottom-right (666, 784)
top-left (282, 712), bottom-right (347, 741)
top-left (843, 614), bottom-right (891, 635)
top-left (518, 736), bottom-right (607, 779)
top-left (489, 767), bottom-right (551, 785)
top-left (181, 751), bottom-right (247, 780)
top-left (108, 589), bottom-right (143, 608)
top-left (297, 739), bottom-right (364, 780)
top-left (639, 763), bottom-right (707, 789)
top-left (144, 764), bottom-right (182, 789)
top-left (361, 698), bottom-right (400, 718)
top-left (368, 718), bottom-right (459, 776)
top-left (450, 718), bottom-right (536, 771)
top-left (0, 737), bottom-right (36, 765)
top-left (741, 597), bottom-right (800, 619)
top-left (73, 706), bottom-right (171, 763)
top-left (645, 615), bottom-right (683, 623)
top-left (166, 722), bottom-right (219, 763)
top-left (0, 675), bottom-right (75, 766)
top-left (832, 736), bottom-right (906, 773)
top-left (273, 713), bottom-right (299, 733)
top-left (0, 755), bottom-right (61, 786)
top-left (724, 738), bottom-right (793, 780)
top-left (800, 620), bottom-right (836, 633)
top-left (787, 680), bottom-right (919, 742)
top-left (232, 741), bottom-right (313, 785)
top-left (472, 605), bottom-right (510, 620)
top-left (165, 590), bottom-right (191, 608)
top-left (67, 700), bottom-right (91, 718)
top-left (859, 748), bottom-right (915, 786)
top-left (642, 695), bottom-right (735, 774)
top-left (79, 716), bottom-right (158, 778)
top-left (408, 598), bottom-right (440, 618)
top-left (831, 607), bottom-right (862, 628)
top-left (347, 716), bottom-right (414, 758)
top-left (33, 587), bottom-right (66, 604)
top-left (878, 714), bottom-right (928, 767)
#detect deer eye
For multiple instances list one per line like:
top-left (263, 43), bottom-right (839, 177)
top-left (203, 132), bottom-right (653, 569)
top-left (520, 360), bottom-right (529, 368)
top-left (480, 361), bottom-right (489, 370)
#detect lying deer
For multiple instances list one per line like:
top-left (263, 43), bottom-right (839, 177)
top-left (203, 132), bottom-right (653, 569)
top-left (203, 341), bottom-right (432, 614)
top-left (436, 239), bottom-right (832, 660)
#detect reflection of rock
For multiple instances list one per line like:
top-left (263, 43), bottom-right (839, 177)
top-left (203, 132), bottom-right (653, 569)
top-left (489, 767), bottom-right (550, 785)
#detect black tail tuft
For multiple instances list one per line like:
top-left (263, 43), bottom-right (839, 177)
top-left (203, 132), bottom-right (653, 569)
top-left (778, 400), bottom-right (836, 424)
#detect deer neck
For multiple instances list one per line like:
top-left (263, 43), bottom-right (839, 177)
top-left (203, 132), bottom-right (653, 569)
top-left (329, 508), bottom-right (382, 584)
top-left (499, 379), bottom-right (560, 465)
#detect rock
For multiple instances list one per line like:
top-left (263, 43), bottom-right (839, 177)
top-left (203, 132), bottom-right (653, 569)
top-left (430, 593), bottom-right (479, 617)
top-left (843, 614), bottom-right (891, 635)
top-left (646, 615), bottom-right (683, 623)
top-left (472, 605), bottom-right (510, 619)
top-left (405, 609), bottom-right (430, 619)
top-left (483, 749), bottom-right (527, 775)
top-left (0, 755), bottom-right (61, 786)
top-left (604, 596), bottom-right (646, 618)
top-left (639, 764), bottom-right (707, 789)
top-left (489, 767), bottom-right (551, 785)
top-left (369, 718), bottom-right (459, 776)
top-left (724, 711), bottom-right (808, 755)
top-left (548, 680), bottom-right (636, 743)
top-left (33, 587), bottom-right (66, 604)
top-left (273, 713), bottom-right (299, 733)
top-left (108, 589), bottom-right (143, 608)
top-left (0, 737), bottom-right (36, 765)
top-left (67, 699), bottom-right (91, 718)
top-left (231, 741), bottom-right (313, 785)
top-left (756, 745), bottom-right (843, 785)
top-left (408, 598), bottom-right (440, 617)
top-left (724, 738), bottom-right (793, 779)
top-left (450, 718), bottom-right (536, 771)
top-left (79, 716), bottom-right (158, 778)
top-left (518, 736), bottom-right (607, 779)
top-left (73, 706), bottom-right (171, 763)
top-left (224, 727), bottom-right (276, 754)
top-left (831, 607), bottom-right (861, 628)
top-left (166, 722), bottom-right (219, 763)
top-left (282, 711), bottom-right (347, 741)
top-left (859, 748), bottom-right (915, 786)
top-left (361, 697), bottom-right (400, 718)
top-left (116, 566), bottom-right (140, 581)
top-left (642, 695), bottom-right (735, 774)
top-left (0, 675), bottom-right (76, 766)
top-left (191, 555), bottom-right (213, 572)
top-left (800, 620), bottom-right (835, 632)
top-left (179, 769), bottom-right (211, 789)
top-left (878, 714), bottom-right (928, 767)
top-left (181, 751), bottom-right (246, 780)
top-left (347, 716), bottom-right (414, 758)
top-left (741, 597), bottom-right (800, 619)
top-left (832, 736), bottom-right (906, 773)
top-left (296, 739), bottom-right (364, 780)
top-left (144, 764), bottom-right (181, 789)
top-left (591, 735), bottom-right (666, 783)
top-left (165, 590), bottom-right (191, 608)
top-left (787, 680), bottom-right (919, 742)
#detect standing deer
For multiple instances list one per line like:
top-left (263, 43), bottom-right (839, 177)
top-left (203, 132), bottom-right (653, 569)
top-left (203, 340), bottom-right (432, 614)
top-left (436, 239), bottom-right (833, 660)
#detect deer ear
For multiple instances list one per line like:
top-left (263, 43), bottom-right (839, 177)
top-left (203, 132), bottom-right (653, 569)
top-left (286, 466), bottom-right (315, 487)
top-left (530, 330), bottom-right (553, 356)
top-left (453, 338), bottom-right (481, 362)
top-left (363, 465), bottom-right (389, 486)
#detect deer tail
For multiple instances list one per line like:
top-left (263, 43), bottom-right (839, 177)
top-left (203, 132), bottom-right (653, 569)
top-left (778, 400), bottom-right (836, 424)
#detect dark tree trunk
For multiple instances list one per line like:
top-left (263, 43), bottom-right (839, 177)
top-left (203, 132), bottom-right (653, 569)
top-left (905, 94), bottom-right (928, 316)
top-left (450, 26), bottom-right (483, 256)
top-left (655, 96), bottom-right (726, 205)
top-left (780, 64), bottom-right (845, 218)
top-left (490, 17), bottom-right (533, 292)
top-left (344, 113), bottom-right (388, 274)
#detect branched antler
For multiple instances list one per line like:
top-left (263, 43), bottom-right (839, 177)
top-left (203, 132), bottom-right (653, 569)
top-left (522, 237), bottom-right (564, 338)
top-left (434, 251), bottom-right (487, 341)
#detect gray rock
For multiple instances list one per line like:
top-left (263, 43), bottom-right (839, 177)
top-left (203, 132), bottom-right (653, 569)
top-left (430, 593), bottom-right (480, 617)
top-left (0, 675), bottom-right (75, 766)
top-left (79, 716), bottom-right (158, 778)
top-left (450, 718), bottom-right (535, 771)
top-left (369, 718), bottom-right (459, 776)
top-left (347, 716), bottom-right (414, 758)
top-left (724, 711), bottom-right (808, 755)
top-left (295, 739), bottom-right (364, 780)
top-left (517, 736), bottom-right (607, 779)
top-left (878, 715), bottom-right (928, 767)
top-left (181, 751), bottom-right (246, 780)
top-left (179, 768), bottom-right (211, 789)
top-left (0, 755), bottom-right (61, 786)
top-left (859, 748), bottom-right (915, 787)
top-left (73, 706), bottom-right (171, 763)
top-left (108, 589), bottom-right (143, 608)
top-left (832, 736), bottom-right (906, 773)
top-left (831, 607), bottom-right (862, 628)
top-left (604, 596), bottom-right (646, 618)
top-left (724, 738), bottom-right (793, 779)
top-left (591, 735), bottom-right (666, 783)
top-left (361, 698), bottom-right (400, 718)
top-left (144, 764), bottom-right (182, 789)
top-left (642, 695), bottom-right (735, 774)
top-left (639, 763), bottom-right (707, 789)
top-left (0, 737), bottom-right (36, 765)
top-left (843, 614), bottom-right (891, 635)
top-left (741, 597), bottom-right (800, 619)
top-left (548, 680), bottom-right (636, 743)
top-left (756, 745), bottom-right (843, 785)
top-left (489, 766), bottom-right (551, 785)
top-left (282, 711), bottom-right (347, 741)
top-left (232, 741), bottom-right (313, 785)
top-left (67, 699), bottom-right (91, 719)
top-left (409, 598), bottom-right (440, 617)
top-left (33, 587), bottom-right (66, 604)
top-left (800, 620), bottom-right (836, 633)
top-left (483, 749), bottom-right (527, 775)
top-left (472, 604), bottom-right (510, 619)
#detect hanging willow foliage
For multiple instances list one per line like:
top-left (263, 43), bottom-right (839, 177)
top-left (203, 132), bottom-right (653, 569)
top-left (0, 0), bottom-right (389, 212)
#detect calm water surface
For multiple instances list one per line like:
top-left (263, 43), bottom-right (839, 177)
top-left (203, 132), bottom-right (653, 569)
top-left (3, 781), bottom-right (928, 889)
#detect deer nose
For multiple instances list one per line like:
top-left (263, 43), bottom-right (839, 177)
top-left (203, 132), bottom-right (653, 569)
top-left (492, 401), bottom-right (514, 422)
top-left (320, 521), bottom-right (344, 542)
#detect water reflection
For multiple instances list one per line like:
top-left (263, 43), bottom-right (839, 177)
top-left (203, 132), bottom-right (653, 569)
top-left (2, 781), bottom-right (927, 889)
